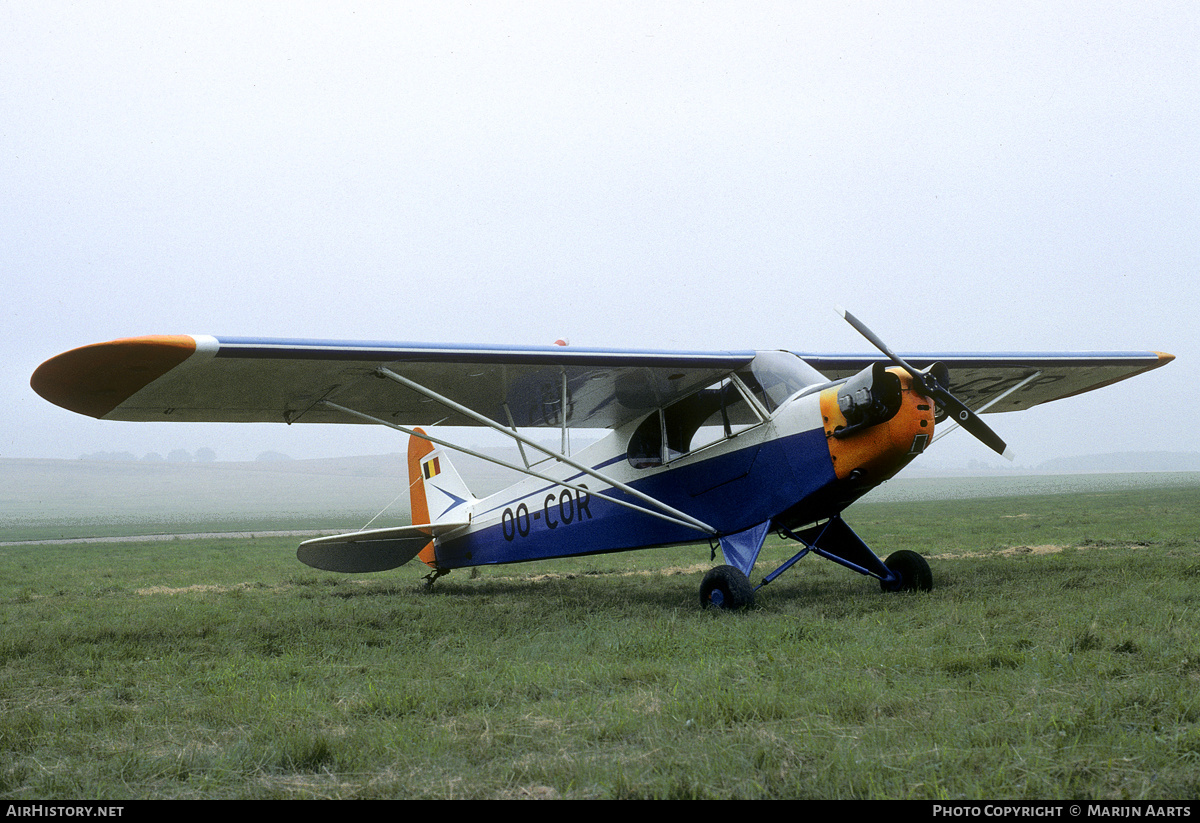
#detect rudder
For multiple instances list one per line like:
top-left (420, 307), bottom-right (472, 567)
top-left (407, 428), bottom-right (475, 567)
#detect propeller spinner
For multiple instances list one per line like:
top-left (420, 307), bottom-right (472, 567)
top-left (836, 307), bottom-right (1014, 461)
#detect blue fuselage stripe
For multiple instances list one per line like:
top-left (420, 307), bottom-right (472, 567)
top-left (436, 427), bottom-right (836, 568)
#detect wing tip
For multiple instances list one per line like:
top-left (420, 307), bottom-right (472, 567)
top-left (31, 335), bottom-right (198, 418)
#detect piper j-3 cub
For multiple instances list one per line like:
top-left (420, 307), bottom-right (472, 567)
top-left (31, 309), bottom-right (1173, 610)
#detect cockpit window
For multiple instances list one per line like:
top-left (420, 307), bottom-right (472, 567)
top-left (735, 351), bottom-right (824, 413)
top-left (627, 377), bottom-right (761, 469)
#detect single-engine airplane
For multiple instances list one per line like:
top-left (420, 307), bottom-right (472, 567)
top-left (31, 310), bottom-right (1173, 609)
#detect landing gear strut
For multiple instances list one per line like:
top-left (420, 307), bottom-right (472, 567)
top-left (700, 515), bottom-right (933, 609)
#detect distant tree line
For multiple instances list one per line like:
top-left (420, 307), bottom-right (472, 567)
top-left (78, 447), bottom-right (219, 462)
top-left (75, 448), bottom-right (300, 463)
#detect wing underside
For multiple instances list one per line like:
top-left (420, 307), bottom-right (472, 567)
top-left (799, 352), bottom-right (1175, 413)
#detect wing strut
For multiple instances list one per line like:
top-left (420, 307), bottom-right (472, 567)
top-left (318, 399), bottom-right (717, 537)
top-left (371, 367), bottom-right (718, 535)
top-left (502, 403), bottom-right (533, 469)
top-left (559, 367), bottom-right (569, 455)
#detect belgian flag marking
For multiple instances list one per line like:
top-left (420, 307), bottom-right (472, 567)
top-left (423, 457), bottom-right (441, 480)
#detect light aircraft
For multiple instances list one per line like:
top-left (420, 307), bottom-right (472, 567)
top-left (31, 310), bottom-right (1173, 609)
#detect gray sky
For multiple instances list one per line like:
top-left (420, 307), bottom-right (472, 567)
top-left (4, 2), bottom-right (1197, 467)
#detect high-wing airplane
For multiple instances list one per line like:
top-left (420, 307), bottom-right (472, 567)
top-left (31, 310), bottom-right (1173, 609)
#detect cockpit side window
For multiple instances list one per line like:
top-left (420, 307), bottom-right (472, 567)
top-left (627, 411), bottom-right (665, 469)
top-left (627, 377), bottom-right (761, 468)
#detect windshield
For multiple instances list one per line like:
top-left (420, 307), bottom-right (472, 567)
top-left (735, 351), bottom-right (826, 413)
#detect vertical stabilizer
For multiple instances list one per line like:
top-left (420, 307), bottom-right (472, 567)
top-left (407, 428), bottom-right (475, 567)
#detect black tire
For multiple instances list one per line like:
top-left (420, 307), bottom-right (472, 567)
top-left (699, 565), bottom-right (755, 610)
top-left (880, 550), bottom-right (933, 592)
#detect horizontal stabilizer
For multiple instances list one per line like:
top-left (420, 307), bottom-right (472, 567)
top-left (297, 522), bottom-right (468, 573)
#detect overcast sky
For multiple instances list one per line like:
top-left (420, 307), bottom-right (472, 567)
top-left (4, 2), bottom-right (1197, 468)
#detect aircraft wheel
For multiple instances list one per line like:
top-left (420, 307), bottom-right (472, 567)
top-left (880, 550), bottom-right (932, 592)
top-left (700, 565), bottom-right (755, 610)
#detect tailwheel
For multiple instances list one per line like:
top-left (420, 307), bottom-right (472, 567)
top-left (880, 550), bottom-right (933, 592)
top-left (422, 568), bottom-right (450, 590)
top-left (700, 565), bottom-right (755, 611)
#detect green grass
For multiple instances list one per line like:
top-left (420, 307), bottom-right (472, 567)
top-left (2, 485), bottom-right (1199, 798)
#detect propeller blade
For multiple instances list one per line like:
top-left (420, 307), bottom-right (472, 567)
top-left (836, 306), bottom-right (923, 382)
top-left (836, 306), bottom-right (1014, 461)
top-left (926, 386), bottom-right (1014, 461)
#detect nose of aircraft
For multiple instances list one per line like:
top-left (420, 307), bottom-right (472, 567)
top-left (819, 367), bottom-right (935, 484)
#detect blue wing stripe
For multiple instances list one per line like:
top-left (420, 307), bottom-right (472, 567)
top-left (214, 337), bottom-right (754, 369)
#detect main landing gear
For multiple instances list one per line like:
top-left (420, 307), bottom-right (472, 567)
top-left (699, 515), bottom-right (932, 609)
top-left (699, 565), bottom-right (756, 610)
top-left (879, 549), bottom-right (932, 593)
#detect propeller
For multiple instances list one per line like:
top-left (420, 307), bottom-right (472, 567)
top-left (836, 307), bottom-right (1014, 461)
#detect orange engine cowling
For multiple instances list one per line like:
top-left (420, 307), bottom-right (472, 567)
top-left (819, 365), bottom-right (936, 483)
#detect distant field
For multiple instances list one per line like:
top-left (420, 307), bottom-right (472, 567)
top-left (3, 455), bottom-right (1199, 542)
top-left (0, 456), bottom-right (411, 541)
top-left (862, 470), bottom-right (1200, 504)
top-left (1, 477), bottom-right (1198, 798)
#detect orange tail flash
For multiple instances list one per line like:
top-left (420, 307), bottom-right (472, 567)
top-left (407, 428), bottom-right (437, 567)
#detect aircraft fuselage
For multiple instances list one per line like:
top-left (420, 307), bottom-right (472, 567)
top-left (434, 368), bottom-right (933, 569)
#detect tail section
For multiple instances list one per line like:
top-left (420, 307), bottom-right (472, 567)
top-left (408, 428), bottom-right (475, 567)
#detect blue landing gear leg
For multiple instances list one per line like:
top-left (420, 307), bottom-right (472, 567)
top-left (760, 515), bottom-right (932, 594)
top-left (699, 521), bottom-right (770, 610)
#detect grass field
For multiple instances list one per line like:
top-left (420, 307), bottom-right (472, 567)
top-left (2, 479), bottom-right (1199, 799)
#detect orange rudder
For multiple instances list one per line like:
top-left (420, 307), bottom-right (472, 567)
top-left (407, 428), bottom-right (437, 567)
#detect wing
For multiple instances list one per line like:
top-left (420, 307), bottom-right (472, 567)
top-left (800, 351), bottom-right (1175, 413)
top-left (31, 335), bottom-right (755, 429)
